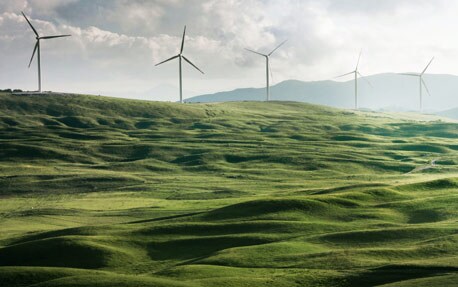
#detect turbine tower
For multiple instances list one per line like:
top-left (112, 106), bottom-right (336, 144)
top-left (335, 50), bottom-right (372, 109)
top-left (400, 57), bottom-right (434, 112)
top-left (245, 40), bottom-right (287, 101)
top-left (22, 12), bottom-right (71, 93)
top-left (155, 26), bottom-right (204, 103)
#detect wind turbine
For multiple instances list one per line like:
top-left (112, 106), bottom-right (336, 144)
top-left (22, 12), bottom-right (71, 93)
top-left (245, 40), bottom-right (287, 101)
top-left (335, 50), bottom-right (372, 109)
top-left (155, 26), bottom-right (204, 103)
top-left (400, 57), bottom-right (434, 112)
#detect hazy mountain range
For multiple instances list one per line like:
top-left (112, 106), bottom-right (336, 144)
top-left (437, 107), bottom-right (458, 119)
top-left (186, 73), bottom-right (458, 115)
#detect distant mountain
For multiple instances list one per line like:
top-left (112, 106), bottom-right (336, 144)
top-left (437, 107), bottom-right (458, 119)
top-left (186, 73), bottom-right (458, 111)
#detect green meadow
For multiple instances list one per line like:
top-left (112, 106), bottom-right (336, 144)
top-left (0, 92), bottom-right (457, 286)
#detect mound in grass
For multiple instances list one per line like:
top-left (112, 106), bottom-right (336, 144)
top-left (159, 264), bottom-right (344, 287)
top-left (0, 267), bottom-right (197, 287)
top-left (0, 143), bottom-right (68, 160)
top-left (58, 116), bottom-right (100, 129)
top-left (317, 227), bottom-right (455, 246)
top-left (396, 144), bottom-right (449, 153)
top-left (406, 209), bottom-right (446, 224)
top-left (136, 221), bottom-right (334, 237)
top-left (0, 267), bottom-right (102, 287)
top-left (8, 226), bottom-right (115, 246)
top-left (0, 236), bottom-right (134, 269)
top-left (331, 134), bottom-right (372, 141)
top-left (30, 274), bottom-right (198, 287)
top-left (202, 198), bottom-right (340, 221)
top-left (376, 273), bottom-right (458, 287)
top-left (197, 241), bottom-right (327, 267)
top-left (390, 197), bottom-right (457, 224)
top-left (345, 265), bottom-right (458, 287)
top-left (397, 178), bottom-right (458, 192)
top-left (148, 235), bottom-right (275, 260)
top-left (0, 173), bottom-right (145, 195)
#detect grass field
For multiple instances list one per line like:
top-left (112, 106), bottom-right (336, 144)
top-left (0, 92), bottom-right (457, 286)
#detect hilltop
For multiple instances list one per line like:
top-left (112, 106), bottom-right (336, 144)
top-left (0, 92), bottom-right (458, 287)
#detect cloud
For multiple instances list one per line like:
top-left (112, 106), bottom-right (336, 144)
top-left (0, 0), bottom-right (28, 13)
top-left (1, 0), bottom-right (458, 101)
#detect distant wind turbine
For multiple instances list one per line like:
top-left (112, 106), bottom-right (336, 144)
top-left (22, 12), bottom-right (71, 93)
top-left (155, 26), bottom-right (204, 103)
top-left (400, 57), bottom-right (434, 112)
top-left (335, 50), bottom-right (372, 110)
top-left (245, 40), bottom-right (287, 101)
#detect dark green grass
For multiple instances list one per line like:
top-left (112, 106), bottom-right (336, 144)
top-left (1, 92), bottom-right (458, 286)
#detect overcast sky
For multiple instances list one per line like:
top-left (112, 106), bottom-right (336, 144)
top-left (0, 0), bottom-right (457, 101)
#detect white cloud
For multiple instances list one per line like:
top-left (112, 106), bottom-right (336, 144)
top-left (1, 0), bottom-right (458, 101)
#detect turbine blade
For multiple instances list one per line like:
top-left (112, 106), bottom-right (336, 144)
top-left (155, 55), bottom-right (179, 66)
top-left (180, 26), bottom-right (186, 54)
top-left (358, 71), bottom-right (373, 88)
top-left (268, 40), bottom-right (287, 56)
top-left (356, 49), bottom-right (362, 70)
top-left (421, 57), bottom-right (434, 75)
top-left (335, 71), bottom-right (355, 78)
top-left (421, 78), bottom-right (432, 96)
top-left (399, 73), bottom-right (420, 77)
top-left (22, 11), bottom-right (39, 37)
top-left (28, 41), bottom-right (38, 68)
top-left (182, 55), bottom-right (204, 74)
top-left (40, 35), bottom-right (71, 39)
top-left (245, 48), bottom-right (267, 57)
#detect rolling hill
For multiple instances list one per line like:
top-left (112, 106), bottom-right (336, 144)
top-left (0, 92), bottom-right (458, 287)
top-left (186, 73), bottom-right (458, 112)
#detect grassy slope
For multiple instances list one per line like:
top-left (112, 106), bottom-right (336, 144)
top-left (0, 92), bottom-right (457, 287)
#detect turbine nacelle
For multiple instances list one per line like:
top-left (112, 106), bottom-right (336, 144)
top-left (245, 40), bottom-right (288, 59)
top-left (155, 26), bottom-right (204, 74)
top-left (399, 57), bottom-right (434, 78)
top-left (22, 11), bottom-right (71, 92)
top-left (155, 26), bottom-right (204, 103)
top-left (334, 50), bottom-right (372, 109)
top-left (399, 57), bottom-right (434, 111)
top-left (245, 40), bottom-right (288, 101)
top-left (335, 70), bottom-right (357, 79)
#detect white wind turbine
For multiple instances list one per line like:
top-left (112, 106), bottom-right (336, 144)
top-left (245, 40), bottom-right (287, 101)
top-left (400, 57), bottom-right (434, 112)
top-left (22, 12), bottom-right (71, 93)
top-left (155, 26), bottom-right (204, 103)
top-left (336, 50), bottom-right (372, 109)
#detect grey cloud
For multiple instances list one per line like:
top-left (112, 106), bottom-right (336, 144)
top-left (325, 0), bottom-right (447, 14)
top-left (1, 0), bottom-right (458, 101)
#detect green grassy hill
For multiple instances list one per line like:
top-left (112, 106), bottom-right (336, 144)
top-left (0, 92), bottom-right (457, 287)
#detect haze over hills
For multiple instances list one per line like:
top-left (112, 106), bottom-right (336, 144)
top-left (186, 73), bottom-right (458, 112)
top-left (104, 83), bottom-right (197, 102)
top-left (438, 107), bottom-right (458, 120)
